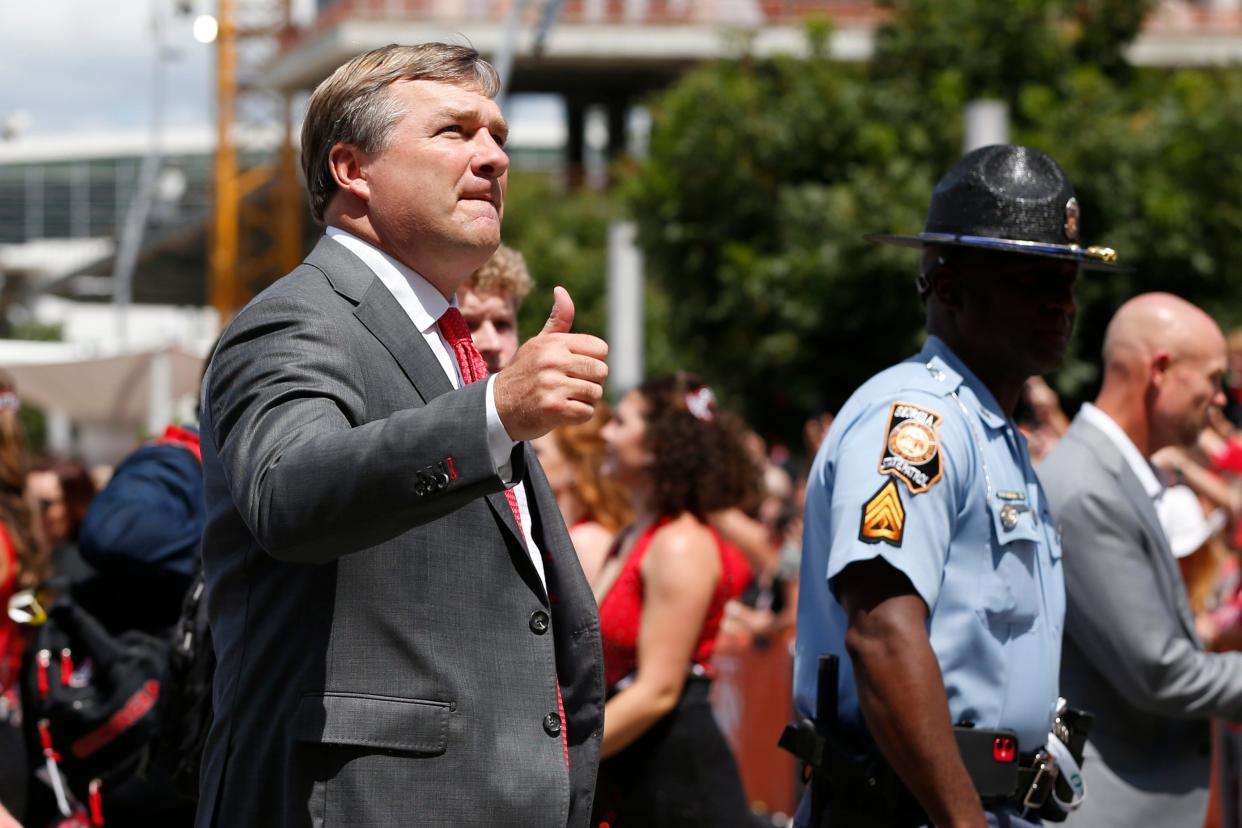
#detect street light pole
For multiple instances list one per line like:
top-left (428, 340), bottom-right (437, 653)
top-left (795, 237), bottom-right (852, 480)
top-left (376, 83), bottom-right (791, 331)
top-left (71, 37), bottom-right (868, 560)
top-left (112, 0), bottom-right (178, 350)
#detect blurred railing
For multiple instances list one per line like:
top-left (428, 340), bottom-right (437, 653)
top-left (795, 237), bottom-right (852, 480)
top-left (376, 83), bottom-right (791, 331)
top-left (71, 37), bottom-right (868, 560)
top-left (289, 0), bottom-right (1242, 48)
top-left (288, 0), bottom-right (883, 47)
top-left (1146, 0), bottom-right (1242, 33)
top-left (279, 0), bottom-right (1242, 67)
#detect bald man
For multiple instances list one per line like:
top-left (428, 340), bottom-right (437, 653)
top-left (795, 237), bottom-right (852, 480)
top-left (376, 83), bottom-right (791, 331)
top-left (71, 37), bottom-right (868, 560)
top-left (1039, 292), bottom-right (1242, 827)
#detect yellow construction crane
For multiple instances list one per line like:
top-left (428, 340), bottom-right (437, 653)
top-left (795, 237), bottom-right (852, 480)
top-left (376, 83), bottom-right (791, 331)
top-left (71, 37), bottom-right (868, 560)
top-left (209, 0), bottom-right (303, 321)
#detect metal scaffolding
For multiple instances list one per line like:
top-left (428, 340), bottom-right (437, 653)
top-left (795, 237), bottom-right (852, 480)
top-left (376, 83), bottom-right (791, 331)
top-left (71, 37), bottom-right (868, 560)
top-left (209, 0), bottom-right (303, 321)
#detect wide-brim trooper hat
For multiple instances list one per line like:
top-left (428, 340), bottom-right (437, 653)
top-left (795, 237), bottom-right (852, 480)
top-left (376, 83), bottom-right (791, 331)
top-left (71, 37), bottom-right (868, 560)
top-left (865, 144), bottom-right (1127, 271)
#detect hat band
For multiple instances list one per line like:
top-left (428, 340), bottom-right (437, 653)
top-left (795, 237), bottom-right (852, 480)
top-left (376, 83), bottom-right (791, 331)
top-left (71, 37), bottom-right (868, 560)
top-left (920, 233), bottom-right (1118, 263)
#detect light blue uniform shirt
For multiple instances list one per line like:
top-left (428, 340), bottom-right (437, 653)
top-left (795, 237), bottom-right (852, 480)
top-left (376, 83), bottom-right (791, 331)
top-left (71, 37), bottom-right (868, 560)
top-left (794, 335), bottom-right (1065, 754)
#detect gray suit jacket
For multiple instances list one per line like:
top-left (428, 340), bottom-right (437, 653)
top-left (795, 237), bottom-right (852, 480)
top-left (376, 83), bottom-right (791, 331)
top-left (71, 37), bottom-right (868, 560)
top-left (195, 238), bottom-right (604, 828)
top-left (1039, 413), bottom-right (1242, 828)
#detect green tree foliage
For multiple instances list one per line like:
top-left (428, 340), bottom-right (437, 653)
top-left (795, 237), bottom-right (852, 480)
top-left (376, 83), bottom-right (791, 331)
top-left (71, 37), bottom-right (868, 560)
top-left (626, 51), bottom-right (956, 438)
top-left (871, 0), bottom-right (1156, 98)
top-left (501, 171), bottom-right (680, 389)
top-left (627, 2), bottom-right (1242, 441)
top-left (1019, 67), bottom-right (1242, 396)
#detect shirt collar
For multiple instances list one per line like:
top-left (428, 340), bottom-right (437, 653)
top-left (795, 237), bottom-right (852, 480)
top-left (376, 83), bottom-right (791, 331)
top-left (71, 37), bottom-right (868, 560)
top-left (919, 335), bottom-right (1009, 430)
top-left (325, 227), bottom-right (452, 332)
top-left (1079, 402), bottom-right (1164, 499)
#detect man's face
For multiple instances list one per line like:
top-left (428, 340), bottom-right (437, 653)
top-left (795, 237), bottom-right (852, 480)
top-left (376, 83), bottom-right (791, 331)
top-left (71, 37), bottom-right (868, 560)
top-left (1152, 338), bottom-right (1227, 448)
top-left (459, 288), bottom-right (519, 373)
top-left (955, 252), bottom-right (1079, 378)
top-left (359, 79), bottom-right (509, 282)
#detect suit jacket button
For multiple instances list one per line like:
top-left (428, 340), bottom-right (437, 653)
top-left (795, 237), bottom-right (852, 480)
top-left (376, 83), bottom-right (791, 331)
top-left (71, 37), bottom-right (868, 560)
top-left (543, 712), bottom-right (562, 736)
top-left (529, 610), bottom-right (550, 635)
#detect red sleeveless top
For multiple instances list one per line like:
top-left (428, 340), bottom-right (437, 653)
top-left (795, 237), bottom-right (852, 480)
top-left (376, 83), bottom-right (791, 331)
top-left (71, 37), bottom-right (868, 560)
top-left (0, 522), bottom-right (23, 691)
top-left (598, 515), bottom-right (752, 689)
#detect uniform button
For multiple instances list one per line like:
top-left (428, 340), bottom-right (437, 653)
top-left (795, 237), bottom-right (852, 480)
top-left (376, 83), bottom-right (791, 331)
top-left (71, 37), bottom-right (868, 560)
top-left (529, 610), bottom-right (550, 635)
top-left (543, 712), bottom-right (562, 736)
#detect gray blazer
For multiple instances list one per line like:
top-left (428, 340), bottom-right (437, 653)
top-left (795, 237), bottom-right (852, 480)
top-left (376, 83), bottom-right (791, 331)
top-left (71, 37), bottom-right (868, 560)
top-left (1039, 414), bottom-right (1242, 828)
top-left (195, 238), bottom-right (604, 828)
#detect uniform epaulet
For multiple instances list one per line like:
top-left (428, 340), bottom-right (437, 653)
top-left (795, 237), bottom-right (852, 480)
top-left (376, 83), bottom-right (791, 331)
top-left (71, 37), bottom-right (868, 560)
top-left (921, 356), bottom-right (964, 397)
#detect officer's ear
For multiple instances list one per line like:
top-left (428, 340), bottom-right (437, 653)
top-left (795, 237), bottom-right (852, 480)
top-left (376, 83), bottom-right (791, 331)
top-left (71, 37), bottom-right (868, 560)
top-left (928, 263), bottom-right (966, 312)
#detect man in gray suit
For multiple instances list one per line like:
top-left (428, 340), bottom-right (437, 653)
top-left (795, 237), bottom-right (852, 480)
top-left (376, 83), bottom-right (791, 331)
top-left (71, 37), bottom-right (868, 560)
top-left (1040, 292), bottom-right (1242, 827)
top-left (196, 44), bottom-right (608, 828)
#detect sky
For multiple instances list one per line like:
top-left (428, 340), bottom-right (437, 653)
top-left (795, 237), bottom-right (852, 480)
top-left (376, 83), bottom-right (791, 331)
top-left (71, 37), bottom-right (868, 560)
top-left (0, 0), bottom-right (561, 144)
top-left (1, 1), bottom-right (224, 139)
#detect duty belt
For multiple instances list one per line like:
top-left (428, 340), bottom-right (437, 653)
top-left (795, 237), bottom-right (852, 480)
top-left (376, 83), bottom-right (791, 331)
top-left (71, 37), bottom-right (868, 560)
top-left (779, 656), bottom-right (1093, 826)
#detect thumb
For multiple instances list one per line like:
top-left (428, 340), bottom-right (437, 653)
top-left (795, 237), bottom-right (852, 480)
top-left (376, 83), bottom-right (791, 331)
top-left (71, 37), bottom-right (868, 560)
top-left (541, 286), bottom-right (575, 335)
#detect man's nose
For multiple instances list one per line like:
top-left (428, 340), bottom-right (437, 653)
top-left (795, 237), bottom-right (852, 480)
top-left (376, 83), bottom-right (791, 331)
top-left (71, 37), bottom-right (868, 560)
top-left (472, 130), bottom-right (509, 178)
top-left (472, 322), bottom-right (499, 352)
top-left (1043, 281), bottom-right (1077, 316)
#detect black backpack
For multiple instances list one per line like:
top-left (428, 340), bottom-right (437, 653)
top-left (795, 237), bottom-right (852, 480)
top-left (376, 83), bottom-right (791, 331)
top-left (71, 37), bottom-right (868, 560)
top-left (18, 580), bottom-right (171, 825)
top-left (152, 559), bottom-right (214, 799)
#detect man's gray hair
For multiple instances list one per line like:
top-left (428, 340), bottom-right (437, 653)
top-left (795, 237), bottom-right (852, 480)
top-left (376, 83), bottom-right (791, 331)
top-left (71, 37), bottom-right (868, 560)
top-left (301, 43), bottom-right (501, 223)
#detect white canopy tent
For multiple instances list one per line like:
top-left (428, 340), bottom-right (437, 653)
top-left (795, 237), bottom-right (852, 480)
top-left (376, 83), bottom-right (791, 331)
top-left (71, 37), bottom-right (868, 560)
top-left (0, 341), bottom-right (206, 465)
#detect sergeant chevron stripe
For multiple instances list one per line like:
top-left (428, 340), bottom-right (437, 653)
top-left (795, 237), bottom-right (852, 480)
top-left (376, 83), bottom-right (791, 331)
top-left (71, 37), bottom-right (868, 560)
top-left (860, 480), bottom-right (905, 546)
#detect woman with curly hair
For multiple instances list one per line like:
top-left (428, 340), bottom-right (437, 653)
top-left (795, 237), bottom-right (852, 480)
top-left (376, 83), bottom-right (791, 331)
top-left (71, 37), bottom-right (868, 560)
top-left (0, 372), bottom-right (44, 826)
top-left (592, 372), bottom-right (762, 827)
top-left (532, 403), bottom-right (633, 586)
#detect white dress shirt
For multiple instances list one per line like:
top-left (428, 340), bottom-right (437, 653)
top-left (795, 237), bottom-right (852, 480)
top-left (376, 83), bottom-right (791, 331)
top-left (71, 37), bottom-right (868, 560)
top-left (1079, 402), bottom-right (1164, 500)
top-left (326, 227), bottom-right (545, 587)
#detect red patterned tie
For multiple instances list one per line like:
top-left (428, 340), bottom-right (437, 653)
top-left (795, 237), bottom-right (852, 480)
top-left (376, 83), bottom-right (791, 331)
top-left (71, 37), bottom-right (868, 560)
top-left (437, 307), bottom-right (570, 770)
top-left (437, 307), bottom-right (522, 525)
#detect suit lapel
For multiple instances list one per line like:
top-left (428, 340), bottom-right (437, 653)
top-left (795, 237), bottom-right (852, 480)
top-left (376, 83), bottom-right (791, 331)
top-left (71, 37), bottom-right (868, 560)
top-left (524, 444), bottom-right (566, 560)
top-left (353, 280), bottom-right (451, 405)
top-left (308, 236), bottom-right (529, 553)
top-left (524, 444), bottom-right (596, 620)
top-left (1071, 419), bottom-right (1200, 642)
top-left (485, 484), bottom-right (528, 566)
top-left (1114, 461), bottom-right (1200, 641)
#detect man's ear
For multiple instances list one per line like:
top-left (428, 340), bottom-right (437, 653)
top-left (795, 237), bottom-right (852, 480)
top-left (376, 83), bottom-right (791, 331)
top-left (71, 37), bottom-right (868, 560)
top-left (1150, 350), bottom-right (1172, 389)
top-left (327, 143), bottom-right (370, 203)
top-left (930, 267), bottom-right (965, 312)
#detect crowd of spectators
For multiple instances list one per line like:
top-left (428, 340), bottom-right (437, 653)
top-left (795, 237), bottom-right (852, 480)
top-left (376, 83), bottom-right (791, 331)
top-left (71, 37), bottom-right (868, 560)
top-left (8, 293), bottom-right (1242, 826)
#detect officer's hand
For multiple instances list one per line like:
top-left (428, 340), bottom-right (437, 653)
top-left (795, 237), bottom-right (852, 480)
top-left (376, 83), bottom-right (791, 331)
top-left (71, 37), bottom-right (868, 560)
top-left (494, 286), bottom-right (608, 442)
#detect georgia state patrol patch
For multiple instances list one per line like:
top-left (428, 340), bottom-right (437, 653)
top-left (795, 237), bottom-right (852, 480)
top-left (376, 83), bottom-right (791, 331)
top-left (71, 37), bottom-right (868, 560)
top-left (860, 480), bottom-right (904, 546)
top-left (878, 401), bottom-right (943, 494)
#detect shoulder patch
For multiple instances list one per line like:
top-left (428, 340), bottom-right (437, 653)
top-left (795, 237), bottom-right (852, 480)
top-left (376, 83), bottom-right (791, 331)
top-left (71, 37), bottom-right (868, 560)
top-left (860, 480), bottom-right (904, 546)
top-left (878, 401), bottom-right (943, 494)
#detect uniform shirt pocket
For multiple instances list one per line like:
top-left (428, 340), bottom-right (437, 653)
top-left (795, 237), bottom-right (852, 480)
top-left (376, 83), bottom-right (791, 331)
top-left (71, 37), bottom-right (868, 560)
top-left (979, 502), bottom-right (1042, 635)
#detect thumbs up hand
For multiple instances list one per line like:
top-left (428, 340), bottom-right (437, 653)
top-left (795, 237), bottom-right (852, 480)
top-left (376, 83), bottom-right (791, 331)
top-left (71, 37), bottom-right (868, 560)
top-left (494, 286), bottom-right (609, 441)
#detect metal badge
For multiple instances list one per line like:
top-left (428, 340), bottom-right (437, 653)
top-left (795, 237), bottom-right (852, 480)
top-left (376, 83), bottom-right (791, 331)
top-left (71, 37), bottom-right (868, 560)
top-left (1000, 503), bottom-right (1021, 530)
top-left (1064, 197), bottom-right (1080, 241)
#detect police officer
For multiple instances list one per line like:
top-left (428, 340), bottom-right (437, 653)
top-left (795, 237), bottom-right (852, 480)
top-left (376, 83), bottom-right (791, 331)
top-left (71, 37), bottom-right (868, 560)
top-left (792, 145), bottom-right (1124, 827)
